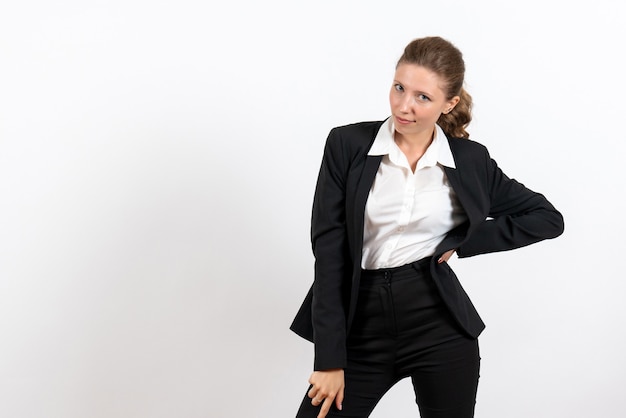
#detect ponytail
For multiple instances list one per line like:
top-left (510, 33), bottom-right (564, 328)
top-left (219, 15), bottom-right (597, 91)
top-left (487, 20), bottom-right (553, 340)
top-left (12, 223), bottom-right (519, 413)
top-left (437, 88), bottom-right (472, 139)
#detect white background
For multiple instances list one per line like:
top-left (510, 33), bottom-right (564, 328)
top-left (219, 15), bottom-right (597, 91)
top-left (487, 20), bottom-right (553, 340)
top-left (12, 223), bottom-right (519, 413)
top-left (1, 1), bottom-right (624, 417)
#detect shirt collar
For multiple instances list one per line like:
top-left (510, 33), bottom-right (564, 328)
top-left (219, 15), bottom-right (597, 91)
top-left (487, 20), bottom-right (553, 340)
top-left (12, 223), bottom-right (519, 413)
top-left (368, 117), bottom-right (457, 169)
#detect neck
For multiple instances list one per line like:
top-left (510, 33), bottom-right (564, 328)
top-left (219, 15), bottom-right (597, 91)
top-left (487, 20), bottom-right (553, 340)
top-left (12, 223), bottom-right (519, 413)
top-left (394, 127), bottom-right (435, 152)
top-left (394, 127), bottom-right (435, 173)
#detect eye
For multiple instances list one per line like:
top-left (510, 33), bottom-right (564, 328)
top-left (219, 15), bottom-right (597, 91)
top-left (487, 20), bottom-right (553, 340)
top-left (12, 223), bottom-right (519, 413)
top-left (394, 84), bottom-right (404, 92)
top-left (417, 94), bottom-right (430, 102)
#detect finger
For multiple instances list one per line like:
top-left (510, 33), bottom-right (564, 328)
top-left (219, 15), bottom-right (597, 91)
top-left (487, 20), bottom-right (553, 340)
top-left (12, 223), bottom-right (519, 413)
top-left (307, 387), bottom-right (318, 399)
top-left (311, 396), bottom-right (324, 405)
top-left (335, 387), bottom-right (344, 411)
top-left (438, 249), bottom-right (455, 263)
top-left (317, 397), bottom-right (334, 418)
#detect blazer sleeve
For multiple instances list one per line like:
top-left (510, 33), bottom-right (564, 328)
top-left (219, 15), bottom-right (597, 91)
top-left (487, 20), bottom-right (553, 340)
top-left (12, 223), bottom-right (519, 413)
top-left (457, 148), bottom-right (564, 257)
top-left (310, 128), bottom-right (350, 370)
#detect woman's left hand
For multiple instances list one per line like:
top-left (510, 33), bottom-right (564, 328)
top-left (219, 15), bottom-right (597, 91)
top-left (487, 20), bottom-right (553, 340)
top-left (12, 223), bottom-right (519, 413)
top-left (438, 249), bottom-right (456, 264)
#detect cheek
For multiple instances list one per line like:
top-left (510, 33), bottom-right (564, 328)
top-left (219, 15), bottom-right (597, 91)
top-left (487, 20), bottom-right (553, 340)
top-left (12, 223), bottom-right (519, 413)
top-left (388, 92), bottom-right (397, 108)
top-left (421, 107), bottom-right (442, 119)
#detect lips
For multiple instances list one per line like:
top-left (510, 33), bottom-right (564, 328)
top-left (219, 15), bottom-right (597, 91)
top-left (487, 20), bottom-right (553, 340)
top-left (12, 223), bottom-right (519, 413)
top-left (395, 116), bottom-right (414, 124)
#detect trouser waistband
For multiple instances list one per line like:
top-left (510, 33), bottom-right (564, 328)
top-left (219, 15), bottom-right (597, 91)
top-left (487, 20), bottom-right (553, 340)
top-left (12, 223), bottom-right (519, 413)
top-left (361, 257), bottom-right (432, 280)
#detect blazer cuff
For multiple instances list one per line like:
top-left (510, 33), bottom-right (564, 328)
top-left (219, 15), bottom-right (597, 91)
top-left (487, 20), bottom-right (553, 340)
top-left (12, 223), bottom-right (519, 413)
top-left (313, 332), bottom-right (347, 371)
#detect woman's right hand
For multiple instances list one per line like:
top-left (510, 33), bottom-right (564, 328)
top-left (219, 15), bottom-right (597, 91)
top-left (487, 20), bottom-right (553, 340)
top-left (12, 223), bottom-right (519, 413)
top-left (307, 368), bottom-right (344, 418)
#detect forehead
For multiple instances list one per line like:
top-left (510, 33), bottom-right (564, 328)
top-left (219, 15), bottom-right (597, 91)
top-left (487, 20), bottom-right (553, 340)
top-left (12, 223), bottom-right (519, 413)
top-left (394, 63), bottom-right (446, 95)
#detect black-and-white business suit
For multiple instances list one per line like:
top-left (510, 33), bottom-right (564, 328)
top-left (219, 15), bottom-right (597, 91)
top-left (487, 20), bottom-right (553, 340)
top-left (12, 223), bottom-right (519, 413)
top-left (290, 119), bottom-right (564, 416)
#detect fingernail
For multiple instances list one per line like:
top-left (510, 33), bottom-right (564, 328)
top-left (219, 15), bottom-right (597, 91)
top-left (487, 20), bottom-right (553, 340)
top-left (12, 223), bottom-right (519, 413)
top-left (339, 403), bottom-right (343, 410)
top-left (438, 258), bottom-right (443, 263)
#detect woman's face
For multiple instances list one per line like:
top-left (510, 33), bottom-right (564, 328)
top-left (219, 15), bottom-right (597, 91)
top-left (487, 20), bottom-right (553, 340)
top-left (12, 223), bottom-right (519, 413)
top-left (389, 63), bottom-right (460, 140)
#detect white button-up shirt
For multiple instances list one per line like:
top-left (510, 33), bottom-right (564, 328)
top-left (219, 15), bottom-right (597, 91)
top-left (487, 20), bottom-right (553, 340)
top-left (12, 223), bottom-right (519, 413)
top-left (361, 118), bottom-right (468, 269)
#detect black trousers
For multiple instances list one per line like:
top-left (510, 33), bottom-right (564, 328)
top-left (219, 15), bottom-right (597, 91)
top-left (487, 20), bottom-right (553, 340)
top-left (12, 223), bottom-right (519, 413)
top-left (296, 258), bottom-right (480, 418)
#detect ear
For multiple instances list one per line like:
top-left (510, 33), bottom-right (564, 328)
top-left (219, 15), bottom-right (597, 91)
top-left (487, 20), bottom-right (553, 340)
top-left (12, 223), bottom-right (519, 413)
top-left (444, 96), bottom-right (460, 114)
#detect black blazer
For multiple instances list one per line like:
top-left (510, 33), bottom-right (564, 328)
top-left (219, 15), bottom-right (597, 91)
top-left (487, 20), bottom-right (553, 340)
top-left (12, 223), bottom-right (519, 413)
top-left (290, 120), bottom-right (564, 371)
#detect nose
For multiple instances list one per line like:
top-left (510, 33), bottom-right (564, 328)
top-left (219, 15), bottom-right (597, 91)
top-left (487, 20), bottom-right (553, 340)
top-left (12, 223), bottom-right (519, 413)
top-left (398, 95), bottom-right (412, 113)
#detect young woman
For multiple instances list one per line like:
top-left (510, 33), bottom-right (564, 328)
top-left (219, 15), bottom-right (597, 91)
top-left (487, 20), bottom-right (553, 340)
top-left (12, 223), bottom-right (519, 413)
top-left (290, 36), bottom-right (564, 418)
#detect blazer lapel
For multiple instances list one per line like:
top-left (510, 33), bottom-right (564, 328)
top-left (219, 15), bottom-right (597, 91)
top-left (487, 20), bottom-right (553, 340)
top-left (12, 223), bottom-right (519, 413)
top-left (353, 155), bottom-right (382, 259)
top-left (444, 166), bottom-right (470, 215)
top-left (440, 165), bottom-right (484, 255)
top-left (346, 155), bottom-right (381, 329)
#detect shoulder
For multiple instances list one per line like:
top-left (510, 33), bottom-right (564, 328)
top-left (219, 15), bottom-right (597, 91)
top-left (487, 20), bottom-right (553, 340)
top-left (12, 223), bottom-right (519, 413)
top-left (332, 120), bottom-right (385, 136)
top-left (447, 136), bottom-right (491, 166)
top-left (447, 136), bottom-right (488, 155)
top-left (325, 120), bottom-right (386, 156)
